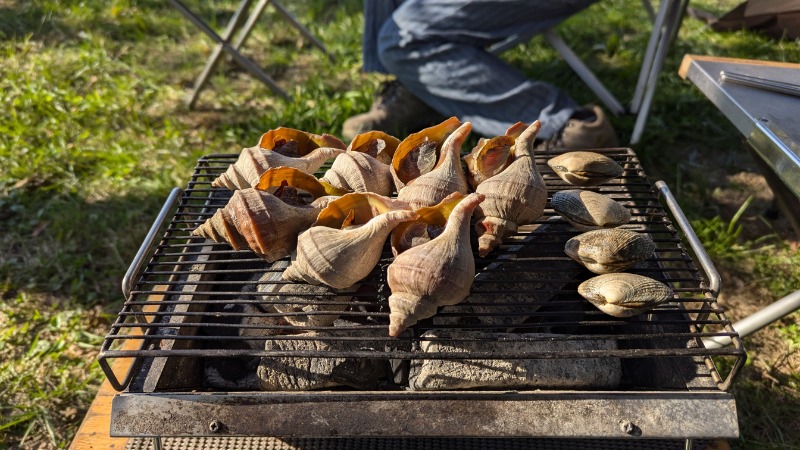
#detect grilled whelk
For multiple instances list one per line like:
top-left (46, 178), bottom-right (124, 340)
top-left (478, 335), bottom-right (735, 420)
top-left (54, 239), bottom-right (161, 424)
top-left (578, 273), bottom-right (673, 317)
top-left (565, 228), bottom-right (655, 274)
top-left (473, 120), bottom-right (547, 257)
top-left (397, 122), bottom-right (471, 209)
top-left (387, 193), bottom-right (485, 337)
top-left (547, 151), bottom-right (624, 186)
top-left (551, 189), bottom-right (631, 231)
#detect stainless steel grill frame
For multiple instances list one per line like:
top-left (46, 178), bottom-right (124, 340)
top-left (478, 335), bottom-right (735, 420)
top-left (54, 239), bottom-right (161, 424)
top-left (99, 148), bottom-right (745, 442)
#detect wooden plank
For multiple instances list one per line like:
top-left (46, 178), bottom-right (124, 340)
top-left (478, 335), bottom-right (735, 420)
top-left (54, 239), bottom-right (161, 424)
top-left (69, 338), bottom-right (138, 449)
top-left (679, 54), bottom-right (800, 79)
top-left (70, 290), bottom-right (166, 450)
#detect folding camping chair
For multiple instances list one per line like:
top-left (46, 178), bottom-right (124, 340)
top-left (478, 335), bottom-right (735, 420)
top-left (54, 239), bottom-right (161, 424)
top-left (489, 0), bottom-right (690, 144)
top-left (169, 0), bottom-right (333, 108)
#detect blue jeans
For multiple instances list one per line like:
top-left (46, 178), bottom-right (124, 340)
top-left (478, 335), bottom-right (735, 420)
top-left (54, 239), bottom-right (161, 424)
top-left (362, 0), bottom-right (599, 138)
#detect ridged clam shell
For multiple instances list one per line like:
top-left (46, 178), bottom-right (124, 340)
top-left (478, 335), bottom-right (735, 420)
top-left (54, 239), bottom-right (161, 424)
top-left (564, 229), bottom-right (655, 274)
top-left (547, 151), bottom-right (624, 186)
top-left (578, 273), bottom-right (673, 317)
top-left (551, 189), bottom-right (631, 231)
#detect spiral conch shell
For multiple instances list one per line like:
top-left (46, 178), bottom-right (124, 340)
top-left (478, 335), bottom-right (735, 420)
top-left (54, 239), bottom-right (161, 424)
top-left (462, 121), bottom-right (528, 190)
top-left (391, 117), bottom-right (462, 191)
top-left (255, 166), bottom-right (348, 198)
top-left (397, 122), bottom-right (471, 209)
top-left (211, 146), bottom-right (344, 190)
top-left (259, 127), bottom-right (346, 157)
top-left (390, 192), bottom-right (464, 256)
top-left (192, 188), bottom-right (323, 262)
top-left (283, 194), bottom-right (418, 289)
top-left (319, 151), bottom-right (395, 197)
top-left (387, 193), bottom-right (485, 337)
top-left (473, 121), bottom-right (548, 257)
top-left (347, 131), bottom-right (401, 165)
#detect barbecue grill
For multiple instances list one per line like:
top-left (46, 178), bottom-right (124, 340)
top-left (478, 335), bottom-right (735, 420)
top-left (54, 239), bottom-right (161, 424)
top-left (99, 147), bottom-right (745, 450)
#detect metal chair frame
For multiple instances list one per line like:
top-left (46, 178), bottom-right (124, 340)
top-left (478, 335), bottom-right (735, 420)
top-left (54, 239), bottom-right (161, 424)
top-left (170, 0), bottom-right (333, 108)
top-left (489, 0), bottom-right (690, 144)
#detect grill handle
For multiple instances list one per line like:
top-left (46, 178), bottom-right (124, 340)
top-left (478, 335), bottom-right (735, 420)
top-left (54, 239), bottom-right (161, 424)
top-left (655, 180), bottom-right (720, 294)
top-left (122, 187), bottom-right (184, 299)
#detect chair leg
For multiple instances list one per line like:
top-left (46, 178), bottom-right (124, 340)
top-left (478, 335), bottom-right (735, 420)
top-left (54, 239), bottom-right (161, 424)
top-left (185, 0), bottom-right (254, 109)
top-left (271, 0), bottom-right (335, 62)
top-left (170, 0), bottom-right (290, 106)
top-left (543, 30), bottom-right (626, 116)
top-left (231, 0), bottom-right (272, 53)
top-left (630, 0), bottom-right (687, 144)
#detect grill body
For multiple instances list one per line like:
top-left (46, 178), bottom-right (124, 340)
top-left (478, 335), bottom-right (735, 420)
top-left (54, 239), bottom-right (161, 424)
top-left (100, 148), bottom-right (745, 442)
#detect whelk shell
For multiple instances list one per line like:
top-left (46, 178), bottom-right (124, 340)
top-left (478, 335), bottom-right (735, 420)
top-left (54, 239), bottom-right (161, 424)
top-left (390, 192), bottom-right (464, 256)
top-left (256, 166), bottom-right (348, 198)
top-left (551, 189), bottom-right (631, 231)
top-left (259, 127), bottom-right (346, 157)
top-left (319, 151), bottom-right (394, 197)
top-left (578, 273), bottom-right (673, 317)
top-left (211, 146), bottom-right (344, 190)
top-left (396, 121), bottom-right (471, 209)
top-left (347, 130), bottom-right (401, 165)
top-left (391, 117), bottom-right (462, 190)
top-left (192, 188), bottom-right (323, 262)
top-left (547, 151), bottom-right (624, 187)
top-left (283, 208), bottom-right (419, 289)
top-left (462, 121), bottom-right (528, 190)
top-left (473, 120), bottom-right (547, 257)
top-left (564, 228), bottom-right (655, 274)
top-left (312, 192), bottom-right (412, 229)
top-left (387, 193), bottom-right (485, 337)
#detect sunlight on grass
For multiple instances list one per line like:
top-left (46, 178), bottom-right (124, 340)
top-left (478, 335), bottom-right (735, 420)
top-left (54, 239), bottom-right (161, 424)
top-left (0, 0), bottom-right (798, 447)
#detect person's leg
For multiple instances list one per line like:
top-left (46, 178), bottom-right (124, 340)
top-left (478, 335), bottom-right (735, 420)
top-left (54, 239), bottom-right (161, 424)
top-left (362, 0), bottom-right (407, 73)
top-left (378, 0), bottom-right (599, 138)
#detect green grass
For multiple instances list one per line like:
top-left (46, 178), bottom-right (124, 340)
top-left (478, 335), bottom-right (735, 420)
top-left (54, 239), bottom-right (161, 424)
top-left (0, 0), bottom-right (798, 447)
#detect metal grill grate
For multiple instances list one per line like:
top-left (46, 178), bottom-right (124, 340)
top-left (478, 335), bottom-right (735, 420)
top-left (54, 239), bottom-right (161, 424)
top-left (100, 148), bottom-right (745, 440)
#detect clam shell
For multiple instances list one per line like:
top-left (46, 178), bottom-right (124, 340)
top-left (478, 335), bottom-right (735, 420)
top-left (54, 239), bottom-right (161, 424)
top-left (578, 273), bottom-right (673, 317)
top-left (547, 151), bottom-right (624, 186)
top-left (551, 189), bottom-right (631, 231)
top-left (564, 228), bottom-right (655, 274)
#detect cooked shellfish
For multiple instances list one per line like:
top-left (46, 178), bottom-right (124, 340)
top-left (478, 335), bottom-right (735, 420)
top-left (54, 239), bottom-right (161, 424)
top-left (387, 193), bottom-right (485, 337)
top-left (547, 151), bottom-right (624, 186)
top-left (259, 127), bottom-right (346, 157)
top-left (397, 121), bottom-right (471, 209)
top-left (473, 121), bottom-right (547, 257)
top-left (211, 146), bottom-right (344, 190)
top-left (551, 189), bottom-right (631, 231)
top-left (320, 151), bottom-right (394, 196)
top-left (347, 131), bottom-right (401, 164)
top-left (391, 117), bottom-right (461, 190)
top-left (564, 228), bottom-right (655, 274)
top-left (578, 273), bottom-right (673, 317)
top-left (390, 192), bottom-right (464, 256)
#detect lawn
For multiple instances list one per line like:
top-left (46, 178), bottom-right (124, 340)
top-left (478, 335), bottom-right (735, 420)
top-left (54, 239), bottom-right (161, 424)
top-left (0, 0), bottom-right (798, 448)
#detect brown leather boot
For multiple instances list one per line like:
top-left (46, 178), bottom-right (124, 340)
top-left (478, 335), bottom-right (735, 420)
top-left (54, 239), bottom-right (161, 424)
top-left (342, 80), bottom-right (446, 141)
top-left (538, 105), bottom-right (619, 150)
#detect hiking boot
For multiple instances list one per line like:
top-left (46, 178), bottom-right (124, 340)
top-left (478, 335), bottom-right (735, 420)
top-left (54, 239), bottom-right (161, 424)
top-left (342, 80), bottom-right (446, 141)
top-left (537, 105), bottom-right (619, 151)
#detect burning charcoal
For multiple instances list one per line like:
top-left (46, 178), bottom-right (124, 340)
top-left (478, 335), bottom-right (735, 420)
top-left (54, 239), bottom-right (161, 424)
top-left (436, 220), bottom-right (581, 330)
top-left (257, 328), bottom-right (389, 391)
top-left (408, 330), bottom-right (621, 390)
